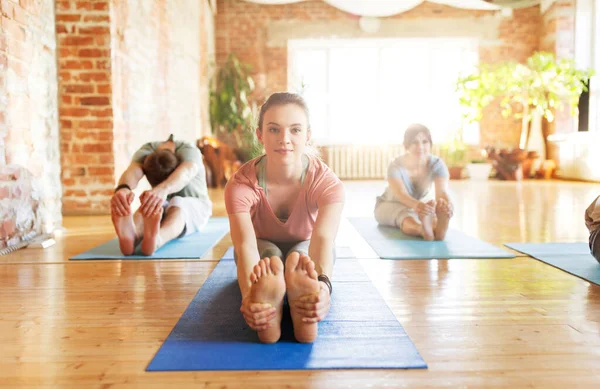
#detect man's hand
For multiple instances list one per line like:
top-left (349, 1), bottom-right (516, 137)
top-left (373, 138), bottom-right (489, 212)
top-left (139, 187), bottom-right (169, 217)
top-left (111, 188), bottom-right (134, 216)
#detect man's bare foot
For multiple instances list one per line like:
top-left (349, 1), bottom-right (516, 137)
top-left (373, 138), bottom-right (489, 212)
top-left (111, 213), bottom-right (137, 255)
top-left (419, 199), bottom-right (435, 241)
top-left (285, 252), bottom-right (321, 343)
top-left (249, 256), bottom-right (286, 343)
top-left (435, 198), bottom-right (452, 241)
top-left (141, 208), bottom-right (163, 256)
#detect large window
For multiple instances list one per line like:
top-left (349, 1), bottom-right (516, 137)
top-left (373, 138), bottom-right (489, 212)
top-left (288, 38), bottom-right (479, 146)
top-left (575, 0), bottom-right (600, 133)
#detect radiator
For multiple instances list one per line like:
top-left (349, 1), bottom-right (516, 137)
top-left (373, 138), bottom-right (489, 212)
top-left (322, 144), bottom-right (404, 180)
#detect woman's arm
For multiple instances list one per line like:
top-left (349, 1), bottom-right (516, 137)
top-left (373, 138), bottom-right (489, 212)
top-left (388, 177), bottom-right (435, 216)
top-left (228, 212), bottom-right (260, 298)
top-left (434, 176), bottom-right (451, 203)
top-left (387, 177), bottom-right (420, 209)
top-left (308, 202), bottom-right (344, 277)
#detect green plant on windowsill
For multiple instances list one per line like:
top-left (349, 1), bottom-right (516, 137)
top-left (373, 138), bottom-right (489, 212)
top-left (209, 53), bottom-right (263, 162)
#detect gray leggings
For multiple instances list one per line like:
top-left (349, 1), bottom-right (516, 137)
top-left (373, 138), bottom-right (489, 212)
top-left (590, 228), bottom-right (600, 264)
top-left (234, 239), bottom-right (336, 265)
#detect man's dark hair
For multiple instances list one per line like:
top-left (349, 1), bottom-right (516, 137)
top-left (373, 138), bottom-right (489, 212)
top-left (143, 150), bottom-right (179, 187)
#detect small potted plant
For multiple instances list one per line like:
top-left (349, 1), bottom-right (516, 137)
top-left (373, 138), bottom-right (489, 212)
top-left (439, 128), bottom-right (467, 179)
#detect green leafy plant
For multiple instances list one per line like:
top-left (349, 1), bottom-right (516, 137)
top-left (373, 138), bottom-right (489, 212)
top-left (456, 52), bottom-right (594, 150)
top-left (439, 128), bottom-right (467, 167)
top-left (209, 54), bottom-right (263, 161)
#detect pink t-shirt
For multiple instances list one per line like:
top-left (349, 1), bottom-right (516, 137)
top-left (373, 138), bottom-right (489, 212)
top-left (224, 156), bottom-right (345, 243)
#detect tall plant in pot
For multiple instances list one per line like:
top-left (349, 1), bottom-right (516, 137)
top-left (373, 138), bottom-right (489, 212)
top-left (209, 54), bottom-right (263, 162)
top-left (456, 52), bottom-right (593, 161)
top-left (439, 128), bottom-right (467, 179)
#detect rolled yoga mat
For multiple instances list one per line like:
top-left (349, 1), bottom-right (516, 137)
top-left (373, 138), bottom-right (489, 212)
top-left (146, 251), bottom-right (427, 371)
top-left (349, 217), bottom-right (515, 259)
top-left (505, 242), bottom-right (600, 285)
top-left (70, 217), bottom-right (229, 260)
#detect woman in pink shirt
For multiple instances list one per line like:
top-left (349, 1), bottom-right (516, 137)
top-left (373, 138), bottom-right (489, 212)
top-left (225, 92), bottom-right (345, 344)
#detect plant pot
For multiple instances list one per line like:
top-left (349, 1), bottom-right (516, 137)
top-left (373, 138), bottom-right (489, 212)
top-left (448, 166), bottom-right (466, 180)
top-left (466, 163), bottom-right (492, 180)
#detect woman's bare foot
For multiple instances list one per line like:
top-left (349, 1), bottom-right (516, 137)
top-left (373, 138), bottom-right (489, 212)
top-left (141, 208), bottom-right (163, 256)
top-left (285, 252), bottom-right (321, 343)
top-left (249, 256), bottom-right (286, 343)
top-left (435, 198), bottom-right (452, 241)
top-left (419, 199), bottom-right (435, 241)
top-left (111, 213), bottom-right (137, 255)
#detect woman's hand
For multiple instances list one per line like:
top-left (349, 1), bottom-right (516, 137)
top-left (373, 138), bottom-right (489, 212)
top-left (292, 281), bottom-right (331, 323)
top-left (414, 200), bottom-right (435, 217)
top-left (437, 198), bottom-right (454, 218)
top-left (240, 296), bottom-right (277, 331)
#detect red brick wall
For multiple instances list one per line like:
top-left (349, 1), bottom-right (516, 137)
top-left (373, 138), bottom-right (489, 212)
top-left (215, 0), bottom-right (542, 148)
top-left (57, 0), bottom-right (213, 214)
top-left (56, 0), bottom-right (114, 214)
top-left (0, 0), bottom-right (62, 248)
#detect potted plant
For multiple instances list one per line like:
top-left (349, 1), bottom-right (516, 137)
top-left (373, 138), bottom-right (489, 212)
top-left (456, 52), bottom-right (594, 163)
top-left (209, 54), bottom-right (263, 162)
top-left (439, 128), bottom-right (467, 179)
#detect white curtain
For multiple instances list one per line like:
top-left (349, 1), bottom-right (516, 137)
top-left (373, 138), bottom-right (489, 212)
top-left (242, 0), bottom-right (500, 16)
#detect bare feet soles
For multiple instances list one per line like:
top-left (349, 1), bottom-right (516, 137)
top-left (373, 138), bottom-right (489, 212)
top-left (419, 199), bottom-right (436, 241)
top-left (249, 256), bottom-right (287, 343)
top-left (285, 252), bottom-right (321, 343)
top-left (141, 208), bottom-right (163, 256)
top-left (111, 213), bottom-right (137, 255)
top-left (435, 198), bottom-right (452, 241)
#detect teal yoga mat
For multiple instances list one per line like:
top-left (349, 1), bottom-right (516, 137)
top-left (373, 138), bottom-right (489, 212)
top-left (70, 217), bottom-right (229, 260)
top-left (146, 250), bottom-right (426, 371)
top-left (349, 217), bottom-right (514, 259)
top-left (505, 242), bottom-right (600, 285)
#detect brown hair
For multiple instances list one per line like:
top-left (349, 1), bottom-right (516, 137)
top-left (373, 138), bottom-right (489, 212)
top-left (403, 123), bottom-right (433, 149)
top-left (257, 92), bottom-right (311, 131)
top-left (143, 149), bottom-right (180, 187)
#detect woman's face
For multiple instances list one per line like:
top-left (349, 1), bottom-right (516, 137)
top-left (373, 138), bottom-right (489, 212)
top-left (256, 104), bottom-right (311, 163)
top-left (407, 131), bottom-right (432, 157)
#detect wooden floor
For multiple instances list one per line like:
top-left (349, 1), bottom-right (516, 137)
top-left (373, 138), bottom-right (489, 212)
top-left (2, 180), bottom-right (600, 388)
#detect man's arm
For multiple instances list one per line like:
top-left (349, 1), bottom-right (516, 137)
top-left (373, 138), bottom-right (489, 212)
top-left (111, 162), bottom-right (145, 216)
top-left (117, 162), bottom-right (145, 190)
top-left (154, 161), bottom-right (199, 195)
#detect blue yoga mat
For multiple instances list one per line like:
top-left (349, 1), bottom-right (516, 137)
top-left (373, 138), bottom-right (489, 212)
top-left (349, 217), bottom-right (514, 259)
top-left (505, 242), bottom-right (600, 285)
top-left (146, 253), bottom-right (426, 371)
top-left (70, 217), bottom-right (229, 260)
top-left (221, 246), bottom-right (356, 261)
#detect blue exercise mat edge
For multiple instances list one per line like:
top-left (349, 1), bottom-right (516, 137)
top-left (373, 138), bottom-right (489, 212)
top-left (349, 217), bottom-right (515, 259)
top-left (70, 217), bottom-right (229, 260)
